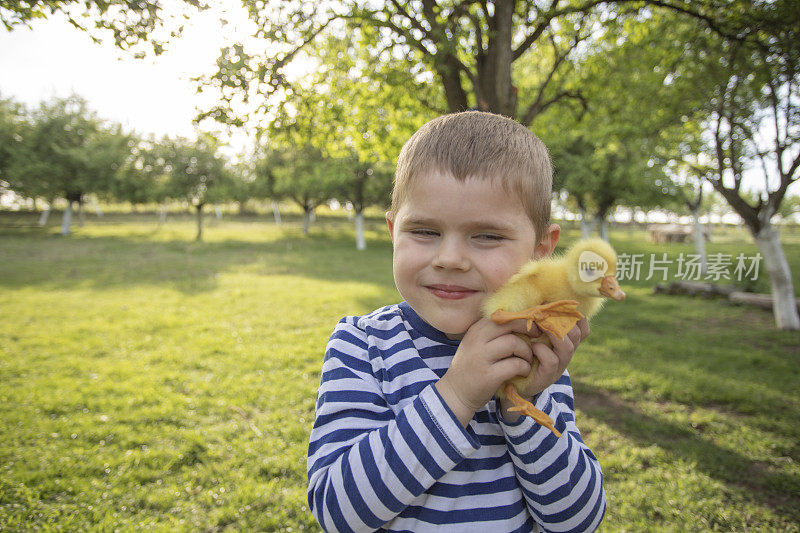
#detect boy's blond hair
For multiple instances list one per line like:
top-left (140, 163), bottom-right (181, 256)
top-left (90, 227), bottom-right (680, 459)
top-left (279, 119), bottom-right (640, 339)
top-left (392, 111), bottom-right (552, 241)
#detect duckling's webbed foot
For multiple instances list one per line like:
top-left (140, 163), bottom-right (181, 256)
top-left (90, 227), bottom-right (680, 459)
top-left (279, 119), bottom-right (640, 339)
top-left (491, 300), bottom-right (584, 339)
top-left (503, 383), bottom-right (561, 437)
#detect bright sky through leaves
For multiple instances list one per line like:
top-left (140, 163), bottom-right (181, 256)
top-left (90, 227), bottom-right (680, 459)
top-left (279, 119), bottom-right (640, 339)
top-left (0, 5), bottom-right (253, 142)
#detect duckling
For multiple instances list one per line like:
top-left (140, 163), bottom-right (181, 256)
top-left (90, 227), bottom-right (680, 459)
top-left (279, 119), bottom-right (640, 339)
top-left (482, 238), bottom-right (626, 437)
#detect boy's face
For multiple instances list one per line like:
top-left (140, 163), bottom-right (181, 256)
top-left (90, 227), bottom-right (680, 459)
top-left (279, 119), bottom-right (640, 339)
top-left (387, 171), bottom-right (559, 339)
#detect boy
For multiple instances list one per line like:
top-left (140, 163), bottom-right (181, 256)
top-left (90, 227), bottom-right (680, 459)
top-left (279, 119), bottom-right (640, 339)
top-left (307, 112), bottom-right (605, 532)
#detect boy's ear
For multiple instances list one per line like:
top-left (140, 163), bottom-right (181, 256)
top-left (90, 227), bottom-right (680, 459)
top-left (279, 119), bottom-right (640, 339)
top-left (534, 223), bottom-right (560, 259)
top-left (385, 211), bottom-right (395, 243)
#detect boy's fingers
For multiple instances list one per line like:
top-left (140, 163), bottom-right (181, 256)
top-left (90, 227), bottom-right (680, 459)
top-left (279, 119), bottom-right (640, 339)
top-left (499, 318), bottom-right (541, 338)
top-left (488, 334), bottom-right (533, 364)
top-left (531, 342), bottom-right (559, 376)
top-left (544, 331), bottom-right (575, 373)
top-left (493, 354), bottom-right (532, 380)
top-left (577, 318), bottom-right (590, 340)
top-left (547, 329), bottom-right (573, 355)
top-left (567, 324), bottom-right (582, 348)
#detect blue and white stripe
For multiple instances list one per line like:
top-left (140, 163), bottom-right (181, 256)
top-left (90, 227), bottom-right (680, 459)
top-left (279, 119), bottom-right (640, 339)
top-left (307, 302), bottom-right (606, 532)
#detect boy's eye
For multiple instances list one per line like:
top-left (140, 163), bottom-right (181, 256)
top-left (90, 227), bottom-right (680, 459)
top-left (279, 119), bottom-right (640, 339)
top-left (474, 233), bottom-right (505, 242)
top-left (410, 228), bottom-right (439, 237)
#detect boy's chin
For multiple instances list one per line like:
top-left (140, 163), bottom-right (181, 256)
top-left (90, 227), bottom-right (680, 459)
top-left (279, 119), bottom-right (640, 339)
top-left (436, 319), bottom-right (476, 340)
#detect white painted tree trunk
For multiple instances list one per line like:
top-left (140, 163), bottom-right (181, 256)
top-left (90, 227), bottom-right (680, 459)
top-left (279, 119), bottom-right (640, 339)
top-left (61, 201), bottom-right (73, 236)
top-left (691, 207), bottom-right (708, 276)
top-left (272, 201), bottom-right (281, 225)
top-left (754, 225), bottom-right (800, 330)
top-left (159, 206), bottom-right (167, 224)
top-left (303, 210), bottom-right (311, 235)
top-left (38, 206), bottom-right (51, 226)
top-left (597, 217), bottom-right (609, 242)
top-left (355, 212), bottom-right (366, 251)
top-left (215, 206), bottom-right (222, 219)
top-left (579, 207), bottom-right (595, 239)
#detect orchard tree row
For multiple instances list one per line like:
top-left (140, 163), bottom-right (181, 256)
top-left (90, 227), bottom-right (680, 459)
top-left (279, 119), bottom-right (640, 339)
top-left (0, 94), bottom-right (394, 245)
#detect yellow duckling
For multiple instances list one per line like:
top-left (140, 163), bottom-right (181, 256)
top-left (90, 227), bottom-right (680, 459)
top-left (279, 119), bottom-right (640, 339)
top-left (482, 238), bottom-right (626, 437)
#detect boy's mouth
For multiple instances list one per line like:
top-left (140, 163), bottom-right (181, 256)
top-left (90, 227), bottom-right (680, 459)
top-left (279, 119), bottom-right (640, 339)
top-left (426, 284), bottom-right (477, 300)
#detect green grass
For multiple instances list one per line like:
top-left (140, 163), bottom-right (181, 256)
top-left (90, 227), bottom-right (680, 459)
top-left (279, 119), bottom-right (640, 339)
top-left (1, 211), bottom-right (799, 531)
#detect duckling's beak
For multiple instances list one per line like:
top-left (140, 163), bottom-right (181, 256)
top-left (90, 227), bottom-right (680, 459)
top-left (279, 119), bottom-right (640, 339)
top-left (599, 275), bottom-right (626, 301)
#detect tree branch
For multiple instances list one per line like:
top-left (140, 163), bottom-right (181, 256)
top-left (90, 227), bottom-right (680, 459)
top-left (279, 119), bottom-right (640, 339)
top-left (519, 21), bottom-right (587, 126)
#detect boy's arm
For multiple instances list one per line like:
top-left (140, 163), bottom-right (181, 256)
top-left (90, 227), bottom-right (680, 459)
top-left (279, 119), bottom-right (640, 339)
top-left (307, 318), bottom-right (480, 532)
top-left (497, 371), bottom-right (606, 532)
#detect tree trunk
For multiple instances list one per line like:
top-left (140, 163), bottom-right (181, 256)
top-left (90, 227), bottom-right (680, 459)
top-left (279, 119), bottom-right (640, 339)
top-left (215, 205), bottom-right (223, 219)
top-left (754, 224), bottom-right (800, 330)
top-left (77, 199), bottom-right (85, 227)
top-left (272, 201), bottom-right (282, 225)
top-left (38, 205), bottom-right (51, 227)
top-left (159, 206), bottom-right (167, 225)
top-left (579, 207), bottom-right (595, 239)
top-left (439, 57), bottom-right (470, 112)
top-left (477, 0), bottom-right (515, 116)
top-left (302, 207), bottom-right (311, 235)
top-left (61, 201), bottom-right (73, 236)
top-left (597, 219), bottom-right (608, 242)
top-left (691, 206), bottom-right (708, 276)
top-left (597, 215), bottom-right (609, 242)
top-left (196, 204), bottom-right (204, 241)
top-left (355, 211), bottom-right (366, 251)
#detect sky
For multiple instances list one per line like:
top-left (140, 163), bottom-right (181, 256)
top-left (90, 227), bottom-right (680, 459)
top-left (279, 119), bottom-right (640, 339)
top-left (0, 5), bottom-right (252, 143)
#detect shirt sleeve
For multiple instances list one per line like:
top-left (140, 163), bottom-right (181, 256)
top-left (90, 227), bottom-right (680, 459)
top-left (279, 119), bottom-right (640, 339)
top-left (307, 317), bottom-right (481, 532)
top-left (496, 371), bottom-right (606, 532)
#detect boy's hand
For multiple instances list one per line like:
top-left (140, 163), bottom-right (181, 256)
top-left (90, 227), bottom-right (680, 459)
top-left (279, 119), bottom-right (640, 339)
top-left (498, 318), bottom-right (589, 423)
top-left (514, 317), bottom-right (589, 398)
top-left (435, 317), bottom-right (544, 427)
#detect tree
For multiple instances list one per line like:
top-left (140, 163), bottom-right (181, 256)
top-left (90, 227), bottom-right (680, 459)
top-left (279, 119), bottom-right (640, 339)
top-left (106, 135), bottom-right (174, 212)
top-left (333, 158), bottom-right (394, 250)
top-left (256, 145), bottom-right (341, 236)
top-left (197, 1), bottom-right (773, 133)
top-left (551, 133), bottom-right (670, 240)
top-left (1, 0), bottom-right (206, 57)
top-left (662, 1), bottom-right (800, 329)
top-left (0, 96), bottom-right (27, 200)
top-left (542, 10), bottom-right (695, 240)
top-left (257, 33), bottom-right (431, 248)
top-left (163, 135), bottom-right (231, 241)
top-left (199, 1), bottom-right (608, 127)
top-left (4, 95), bottom-right (131, 234)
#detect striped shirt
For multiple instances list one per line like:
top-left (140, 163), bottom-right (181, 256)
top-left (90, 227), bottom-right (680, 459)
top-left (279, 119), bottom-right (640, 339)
top-left (307, 302), bottom-right (606, 532)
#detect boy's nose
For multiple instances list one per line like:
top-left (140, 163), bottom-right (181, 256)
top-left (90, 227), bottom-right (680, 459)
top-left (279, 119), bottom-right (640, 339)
top-left (432, 237), bottom-right (470, 271)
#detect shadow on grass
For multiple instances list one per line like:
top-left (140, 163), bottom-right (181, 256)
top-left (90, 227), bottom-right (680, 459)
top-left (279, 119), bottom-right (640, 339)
top-left (0, 225), bottom-right (396, 295)
top-left (574, 380), bottom-right (800, 523)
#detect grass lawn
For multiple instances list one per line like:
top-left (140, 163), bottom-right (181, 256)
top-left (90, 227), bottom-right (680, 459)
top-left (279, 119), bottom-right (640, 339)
top-left (1, 211), bottom-right (798, 531)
